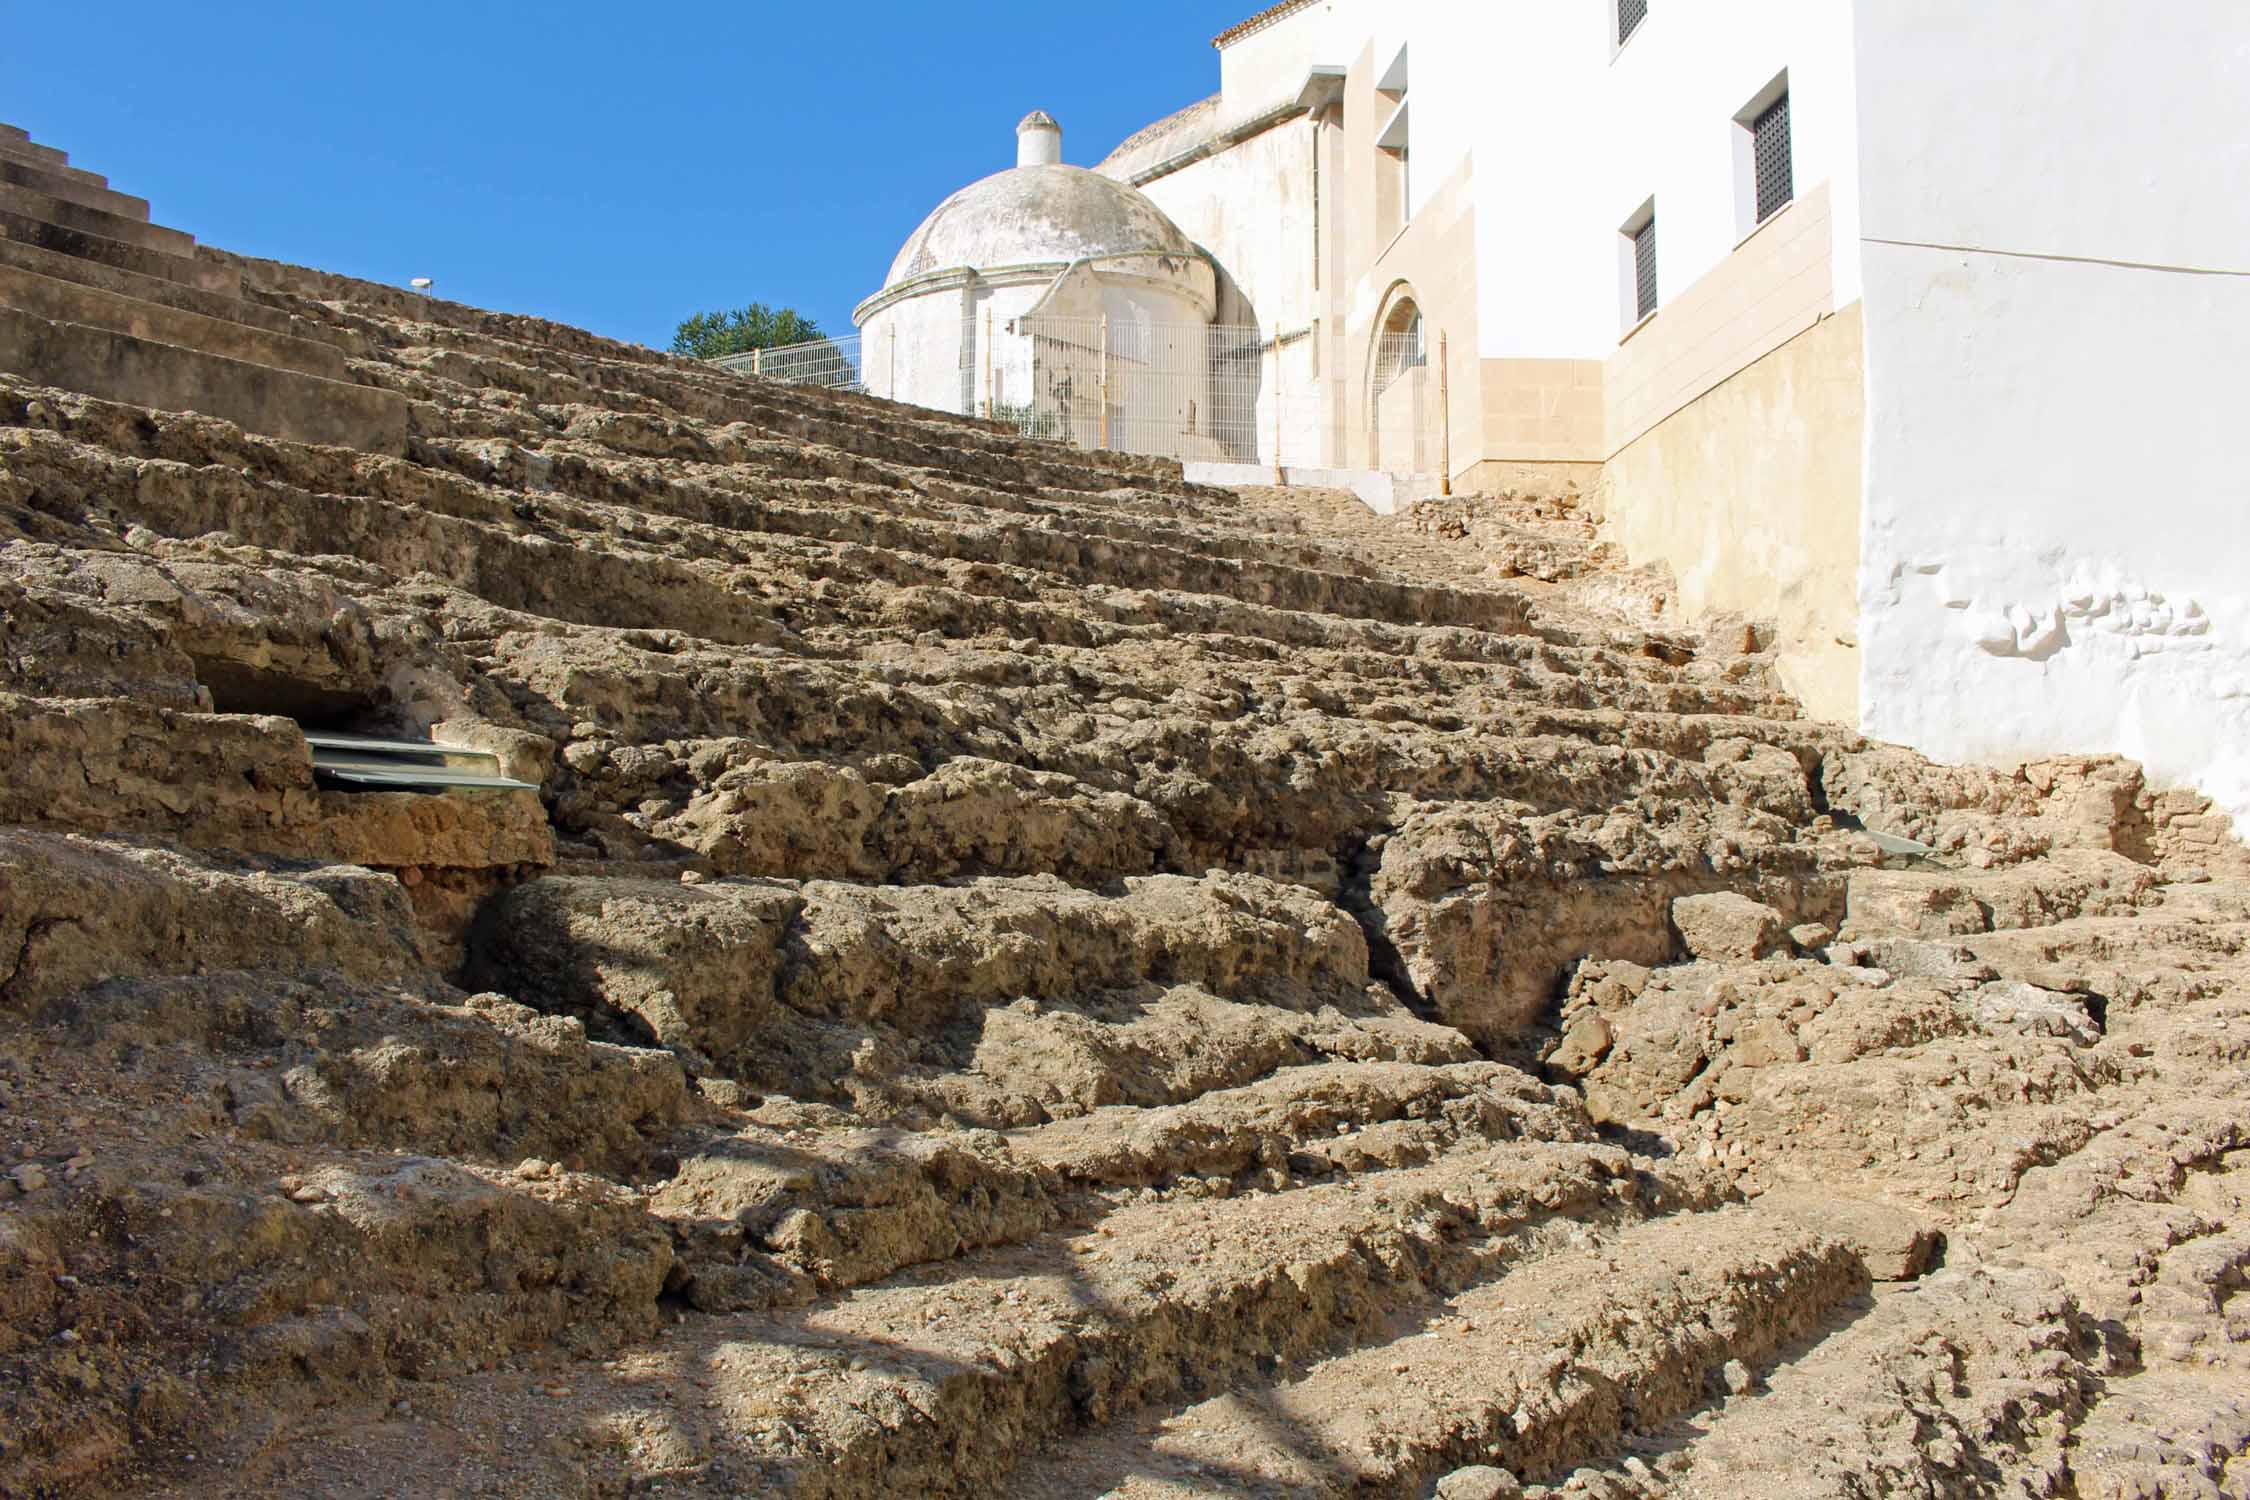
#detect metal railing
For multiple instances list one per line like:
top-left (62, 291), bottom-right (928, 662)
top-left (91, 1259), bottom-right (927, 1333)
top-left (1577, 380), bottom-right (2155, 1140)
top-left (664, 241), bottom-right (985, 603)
top-left (710, 334), bottom-right (865, 392)
top-left (711, 316), bottom-right (1445, 479)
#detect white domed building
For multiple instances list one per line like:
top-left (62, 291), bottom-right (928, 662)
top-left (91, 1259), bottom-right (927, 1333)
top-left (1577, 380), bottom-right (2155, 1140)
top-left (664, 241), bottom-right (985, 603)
top-left (854, 113), bottom-right (1226, 456)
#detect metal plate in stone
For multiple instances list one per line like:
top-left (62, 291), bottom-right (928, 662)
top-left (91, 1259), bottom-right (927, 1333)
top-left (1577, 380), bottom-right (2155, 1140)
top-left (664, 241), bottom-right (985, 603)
top-left (303, 733), bottom-right (537, 793)
top-left (311, 761), bottom-right (540, 793)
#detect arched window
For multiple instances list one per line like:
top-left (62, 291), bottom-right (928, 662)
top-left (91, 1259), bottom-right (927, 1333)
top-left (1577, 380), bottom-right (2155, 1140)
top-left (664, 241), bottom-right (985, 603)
top-left (1373, 300), bottom-right (1426, 396)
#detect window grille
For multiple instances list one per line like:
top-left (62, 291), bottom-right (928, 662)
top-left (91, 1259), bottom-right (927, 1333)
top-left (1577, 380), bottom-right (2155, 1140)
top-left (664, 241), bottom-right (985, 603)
top-left (1752, 93), bottom-right (1793, 223)
top-left (1632, 217), bottom-right (1658, 322)
top-left (1617, 0), bottom-right (1648, 45)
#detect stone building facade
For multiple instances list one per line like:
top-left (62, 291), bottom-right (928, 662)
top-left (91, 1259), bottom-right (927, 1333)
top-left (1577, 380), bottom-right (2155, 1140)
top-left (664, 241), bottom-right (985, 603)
top-left (858, 0), bottom-right (2250, 825)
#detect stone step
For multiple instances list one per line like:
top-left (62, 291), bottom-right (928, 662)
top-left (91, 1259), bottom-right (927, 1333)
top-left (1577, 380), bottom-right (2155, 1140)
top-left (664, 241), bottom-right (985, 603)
top-left (0, 232), bottom-right (290, 333)
top-left (0, 134), bottom-right (83, 175)
top-left (653, 1059), bottom-right (1589, 1315)
top-left (0, 1146), bottom-right (675, 1490)
top-left (1003, 1059), bottom-right (1593, 1190)
top-left (0, 204), bottom-right (236, 295)
top-left (351, 307), bottom-right (1222, 500)
top-left (2067, 1368), bottom-right (2250, 1500)
top-left (0, 259), bottom-right (350, 382)
top-left (0, 428), bottom-right (813, 650)
top-left (1001, 1204), bottom-right (1867, 1498)
top-left (0, 694), bottom-right (548, 874)
top-left (0, 153), bottom-right (150, 222)
top-left (679, 1144), bottom-right (1712, 1497)
top-left (47, 971), bottom-right (700, 1178)
top-left (0, 828), bottom-right (431, 1017)
top-left (0, 304), bottom-right (408, 454)
top-left (477, 871), bottom-right (1392, 1111)
top-left (163, 1142), bottom-right (1711, 1499)
top-left (0, 178), bottom-right (194, 258)
top-left (1630, 1267), bottom-right (2100, 1499)
top-left (0, 140), bottom-right (115, 197)
top-left (652, 1123), bottom-right (1063, 1313)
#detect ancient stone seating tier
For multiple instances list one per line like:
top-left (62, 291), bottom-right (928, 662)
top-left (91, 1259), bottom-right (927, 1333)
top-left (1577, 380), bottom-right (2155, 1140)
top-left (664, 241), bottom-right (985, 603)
top-left (1, 120), bottom-right (2247, 1500)
top-left (0, 122), bottom-right (407, 453)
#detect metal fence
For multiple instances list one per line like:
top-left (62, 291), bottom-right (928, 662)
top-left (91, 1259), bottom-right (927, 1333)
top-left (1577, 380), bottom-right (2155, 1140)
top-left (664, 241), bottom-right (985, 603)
top-left (711, 317), bottom-right (1441, 477)
top-left (711, 335), bottom-right (866, 392)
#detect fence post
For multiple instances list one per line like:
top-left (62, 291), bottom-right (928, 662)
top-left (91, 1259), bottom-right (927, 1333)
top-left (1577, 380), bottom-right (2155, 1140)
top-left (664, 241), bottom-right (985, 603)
top-left (887, 326), bottom-right (897, 401)
top-left (1273, 334), bottom-right (1286, 484)
top-left (1098, 315), bottom-right (1111, 450)
top-left (982, 308), bottom-right (994, 418)
top-left (753, 347), bottom-right (763, 378)
top-left (1438, 330), bottom-right (1452, 496)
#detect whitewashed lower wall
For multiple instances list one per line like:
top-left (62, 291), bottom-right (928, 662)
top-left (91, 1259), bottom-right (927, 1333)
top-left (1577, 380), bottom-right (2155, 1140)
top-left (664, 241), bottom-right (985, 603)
top-left (1857, 242), bottom-right (2250, 821)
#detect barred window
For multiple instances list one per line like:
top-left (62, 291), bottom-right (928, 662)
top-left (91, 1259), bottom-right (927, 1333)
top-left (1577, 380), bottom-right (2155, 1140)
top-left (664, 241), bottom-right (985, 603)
top-left (1752, 92), bottom-right (1793, 223)
top-left (1617, 0), bottom-right (1648, 45)
top-left (1632, 215), bottom-right (1658, 322)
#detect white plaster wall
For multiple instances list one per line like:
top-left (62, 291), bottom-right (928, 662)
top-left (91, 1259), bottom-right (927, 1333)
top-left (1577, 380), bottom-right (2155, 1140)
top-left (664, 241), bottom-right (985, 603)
top-left (1135, 117), bottom-right (1319, 336)
top-left (1855, 0), bottom-right (2250, 821)
top-left (1462, 0), bottom-right (1859, 361)
top-left (1218, 0), bottom-right (1381, 125)
top-left (1855, 2), bottom-right (2250, 273)
top-left (859, 288), bottom-right (975, 414)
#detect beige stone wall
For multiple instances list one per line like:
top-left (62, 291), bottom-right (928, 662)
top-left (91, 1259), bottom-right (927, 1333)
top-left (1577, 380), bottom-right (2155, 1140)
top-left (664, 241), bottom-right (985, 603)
top-left (1328, 95), bottom-right (1483, 477)
top-left (1605, 184), bottom-right (1837, 455)
top-left (1597, 304), bottom-right (1866, 723)
top-left (1458, 459), bottom-right (1603, 501)
top-left (1479, 357), bottom-right (1604, 463)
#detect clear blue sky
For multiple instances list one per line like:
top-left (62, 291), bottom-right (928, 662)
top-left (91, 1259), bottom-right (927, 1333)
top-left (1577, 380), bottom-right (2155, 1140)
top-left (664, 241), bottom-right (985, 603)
top-left (5, 1), bottom-right (1239, 348)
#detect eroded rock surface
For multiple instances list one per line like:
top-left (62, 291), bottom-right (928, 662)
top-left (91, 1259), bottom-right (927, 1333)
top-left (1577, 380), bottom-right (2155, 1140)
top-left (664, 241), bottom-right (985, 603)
top-left (0, 235), bottom-right (2245, 1500)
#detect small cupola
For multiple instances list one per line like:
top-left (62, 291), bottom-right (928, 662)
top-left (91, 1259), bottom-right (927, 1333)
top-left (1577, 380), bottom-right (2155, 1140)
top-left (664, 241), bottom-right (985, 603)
top-left (1016, 110), bottom-right (1063, 168)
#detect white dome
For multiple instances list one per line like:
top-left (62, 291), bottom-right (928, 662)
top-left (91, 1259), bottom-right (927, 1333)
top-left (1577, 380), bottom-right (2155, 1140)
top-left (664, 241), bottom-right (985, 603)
top-left (883, 164), bottom-right (1199, 288)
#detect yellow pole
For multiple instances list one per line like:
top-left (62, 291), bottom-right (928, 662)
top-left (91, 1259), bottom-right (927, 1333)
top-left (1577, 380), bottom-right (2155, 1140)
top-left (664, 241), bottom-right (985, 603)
top-left (1439, 330), bottom-right (1452, 496)
top-left (1099, 315), bottom-right (1111, 450)
top-left (1274, 336), bottom-right (1286, 484)
top-left (752, 346), bottom-right (763, 377)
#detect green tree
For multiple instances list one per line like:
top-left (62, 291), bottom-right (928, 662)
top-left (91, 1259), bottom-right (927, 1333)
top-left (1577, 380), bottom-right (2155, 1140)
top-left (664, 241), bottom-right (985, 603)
top-left (670, 303), bottom-right (825, 360)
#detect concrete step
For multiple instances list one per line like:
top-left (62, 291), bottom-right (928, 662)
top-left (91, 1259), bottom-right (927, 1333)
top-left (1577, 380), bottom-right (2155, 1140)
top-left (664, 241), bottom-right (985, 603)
top-left (0, 260), bottom-right (351, 381)
top-left (0, 305), bottom-right (408, 454)
top-left (0, 178), bottom-right (192, 257)
top-left (0, 131), bottom-right (73, 167)
top-left (0, 138), bottom-right (105, 188)
top-left (0, 233), bottom-right (291, 332)
top-left (0, 153), bottom-right (150, 222)
top-left (0, 205), bottom-right (236, 294)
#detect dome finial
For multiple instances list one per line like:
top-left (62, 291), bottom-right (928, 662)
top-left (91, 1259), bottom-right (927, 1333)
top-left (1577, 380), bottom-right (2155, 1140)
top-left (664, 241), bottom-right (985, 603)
top-left (1016, 110), bottom-right (1063, 168)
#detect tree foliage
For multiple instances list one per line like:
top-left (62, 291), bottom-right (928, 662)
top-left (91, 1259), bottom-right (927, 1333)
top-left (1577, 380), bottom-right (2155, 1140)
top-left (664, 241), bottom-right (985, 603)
top-left (670, 303), bottom-right (825, 360)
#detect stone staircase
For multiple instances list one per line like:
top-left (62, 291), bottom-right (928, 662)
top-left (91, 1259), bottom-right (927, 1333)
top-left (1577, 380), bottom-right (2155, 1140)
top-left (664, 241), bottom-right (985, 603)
top-left (0, 122), bottom-right (406, 453)
top-left (1, 125), bottom-right (2246, 1500)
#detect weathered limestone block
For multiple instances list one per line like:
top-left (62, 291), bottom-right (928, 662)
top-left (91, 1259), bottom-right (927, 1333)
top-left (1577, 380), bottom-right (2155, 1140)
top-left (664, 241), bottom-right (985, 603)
top-left (1844, 868), bottom-right (1990, 938)
top-left (1756, 1187), bottom-right (1943, 1281)
top-left (477, 875), bottom-right (803, 1069)
top-left (1844, 851), bottom-right (2161, 941)
top-left (480, 870), bottom-right (1378, 1100)
top-left (1436, 1466), bottom-right (1525, 1500)
top-left (0, 828), bottom-right (431, 1014)
top-left (1365, 799), bottom-right (1833, 1048)
top-left (1971, 979), bottom-right (2101, 1045)
top-left (1672, 891), bottom-right (1790, 961)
